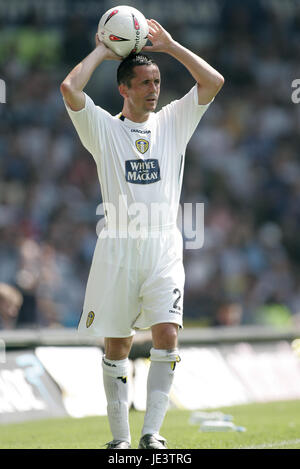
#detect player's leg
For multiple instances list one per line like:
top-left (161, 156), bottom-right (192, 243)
top-left (105, 336), bottom-right (133, 360)
top-left (102, 336), bottom-right (133, 449)
top-left (78, 234), bottom-right (140, 448)
top-left (139, 322), bottom-right (180, 449)
top-left (134, 229), bottom-right (184, 448)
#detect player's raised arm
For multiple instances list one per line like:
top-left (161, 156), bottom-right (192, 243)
top-left (60, 34), bottom-right (121, 111)
top-left (143, 19), bottom-right (224, 105)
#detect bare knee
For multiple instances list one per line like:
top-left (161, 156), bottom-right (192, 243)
top-left (105, 336), bottom-right (133, 360)
top-left (151, 323), bottom-right (178, 350)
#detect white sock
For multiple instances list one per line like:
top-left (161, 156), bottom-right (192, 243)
top-left (102, 356), bottom-right (131, 443)
top-left (142, 348), bottom-right (180, 437)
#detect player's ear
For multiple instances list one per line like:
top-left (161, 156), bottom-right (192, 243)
top-left (119, 83), bottom-right (128, 99)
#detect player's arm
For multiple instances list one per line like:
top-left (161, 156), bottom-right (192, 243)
top-left (143, 19), bottom-right (224, 105)
top-left (60, 34), bottom-right (121, 111)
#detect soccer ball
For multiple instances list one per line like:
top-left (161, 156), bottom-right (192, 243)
top-left (98, 5), bottom-right (149, 58)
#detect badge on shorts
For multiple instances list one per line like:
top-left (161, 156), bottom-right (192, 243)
top-left (135, 139), bottom-right (149, 154)
top-left (86, 311), bottom-right (95, 328)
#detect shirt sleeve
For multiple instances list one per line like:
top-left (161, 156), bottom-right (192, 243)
top-left (159, 84), bottom-right (214, 154)
top-left (63, 92), bottom-right (109, 163)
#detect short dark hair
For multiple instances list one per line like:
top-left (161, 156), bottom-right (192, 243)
top-left (117, 53), bottom-right (157, 87)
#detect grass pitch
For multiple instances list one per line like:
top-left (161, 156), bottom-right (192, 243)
top-left (0, 400), bottom-right (300, 449)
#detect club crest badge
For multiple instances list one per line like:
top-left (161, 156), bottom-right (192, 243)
top-left (135, 139), bottom-right (149, 154)
top-left (86, 311), bottom-right (95, 328)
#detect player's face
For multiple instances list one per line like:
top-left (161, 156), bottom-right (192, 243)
top-left (123, 64), bottom-right (161, 114)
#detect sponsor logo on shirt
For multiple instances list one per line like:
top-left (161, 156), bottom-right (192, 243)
top-left (125, 159), bottom-right (161, 184)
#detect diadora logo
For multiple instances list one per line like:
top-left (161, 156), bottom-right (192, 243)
top-left (125, 159), bottom-right (160, 184)
top-left (131, 129), bottom-right (151, 134)
top-left (135, 138), bottom-right (149, 154)
top-left (117, 376), bottom-right (127, 384)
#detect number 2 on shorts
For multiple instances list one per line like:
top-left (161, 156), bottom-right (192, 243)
top-left (173, 288), bottom-right (181, 310)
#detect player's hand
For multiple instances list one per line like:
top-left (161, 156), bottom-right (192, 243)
top-left (94, 33), bottom-right (122, 61)
top-left (142, 19), bottom-right (175, 54)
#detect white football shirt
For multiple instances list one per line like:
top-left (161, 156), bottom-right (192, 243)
top-left (64, 84), bottom-right (212, 230)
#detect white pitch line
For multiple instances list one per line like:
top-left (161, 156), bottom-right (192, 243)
top-left (238, 439), bottom-right (300, 449)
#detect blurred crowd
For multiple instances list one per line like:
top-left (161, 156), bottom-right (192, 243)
top-left (1, 0), bottom-right (300, 329)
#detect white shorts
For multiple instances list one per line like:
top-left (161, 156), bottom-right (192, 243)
top-left (77, 226), bottom-right (185, 338)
